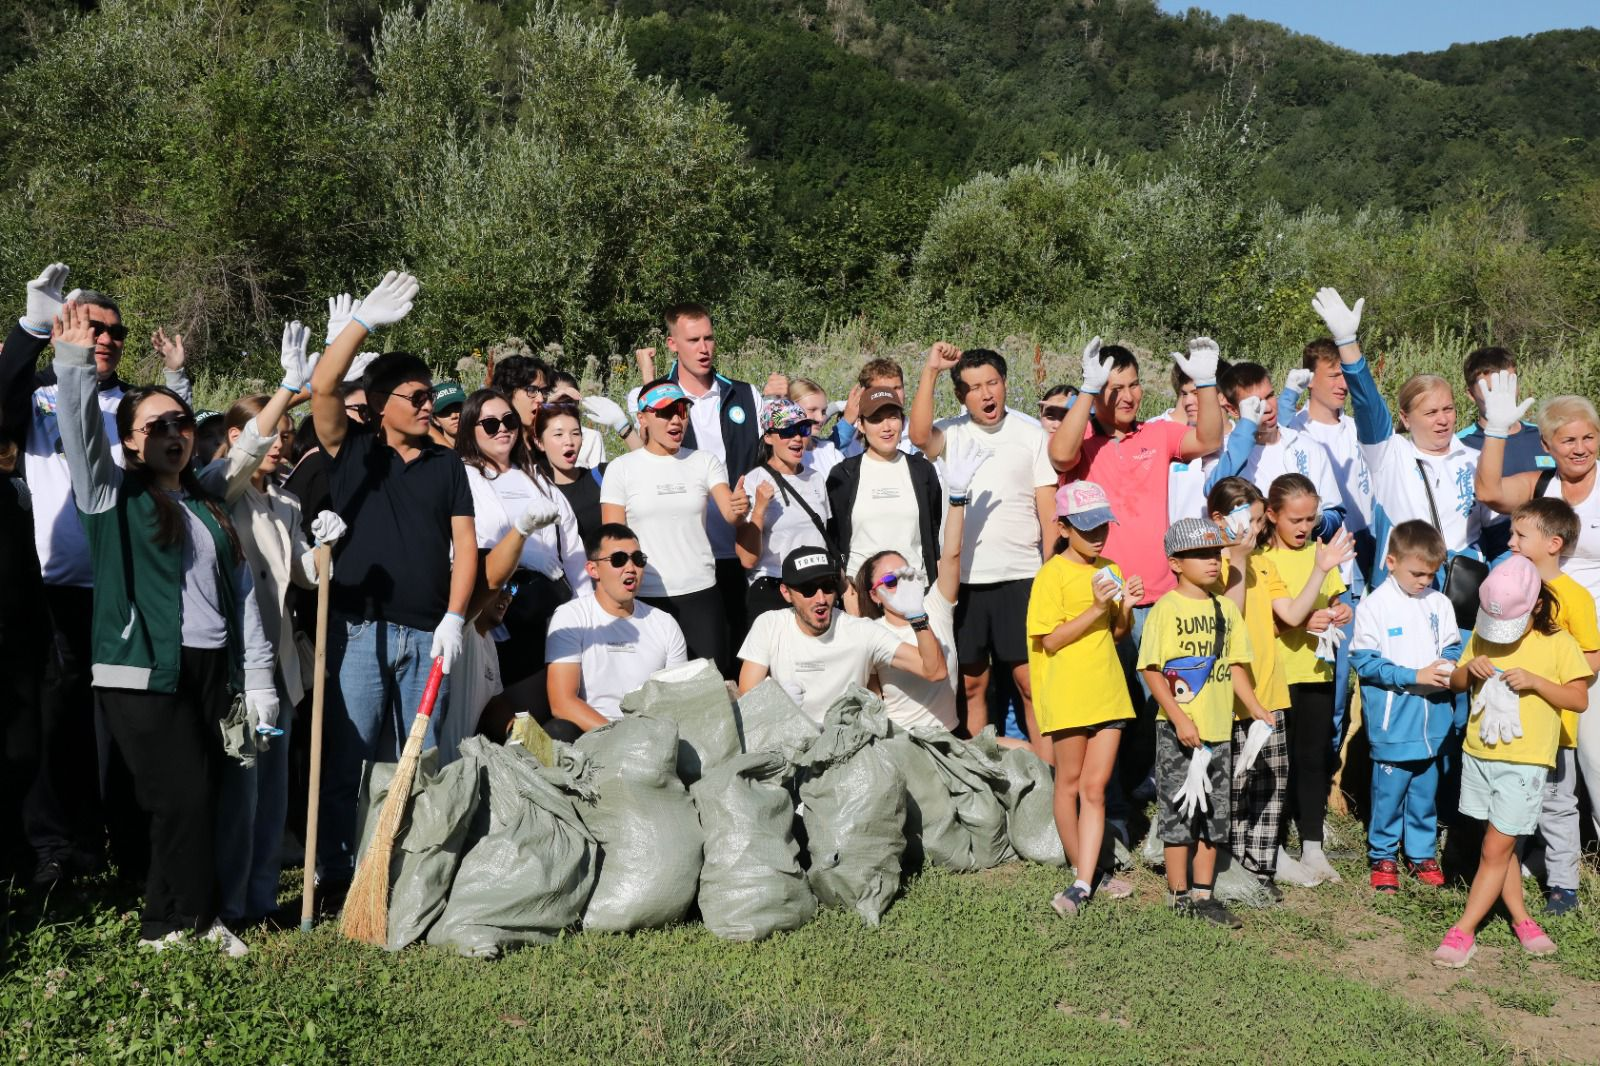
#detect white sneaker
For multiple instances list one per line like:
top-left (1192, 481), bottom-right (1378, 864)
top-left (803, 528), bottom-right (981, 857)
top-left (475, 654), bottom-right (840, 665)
top-left (1275, 847), bottom-right (1321, 888)
top-left (137, 930), bottom-right (185, 952)
top-left (1300, 849), bottom-right (1343, 885)
top-left (202, 921), bottom-right (250, 958)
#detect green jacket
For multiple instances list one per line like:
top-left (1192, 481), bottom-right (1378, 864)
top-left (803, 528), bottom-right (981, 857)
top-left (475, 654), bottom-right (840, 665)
top-left (53, 344), bottom-right (274, 695)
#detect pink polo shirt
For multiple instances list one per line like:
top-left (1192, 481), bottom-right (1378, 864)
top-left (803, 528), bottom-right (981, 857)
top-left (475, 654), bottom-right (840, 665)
top-left (1063, 420), bottom-right (1191, 605)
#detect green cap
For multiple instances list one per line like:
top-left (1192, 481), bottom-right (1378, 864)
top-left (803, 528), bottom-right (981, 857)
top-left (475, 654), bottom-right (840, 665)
top-left (432, 380), bottom-right (466, 412)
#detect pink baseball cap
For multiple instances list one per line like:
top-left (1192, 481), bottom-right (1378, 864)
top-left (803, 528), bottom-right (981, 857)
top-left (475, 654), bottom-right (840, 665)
top-left (1055, 480), bottom-right (1117, 530)
top-left (1476, 554), bottom-right (1540, 644)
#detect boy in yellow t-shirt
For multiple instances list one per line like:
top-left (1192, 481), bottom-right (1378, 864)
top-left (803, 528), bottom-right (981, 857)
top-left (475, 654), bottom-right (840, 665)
top-left (1509, 498), bottom-right (1600, 915)
top-left (1139, 518), bottom-right (1272, 928)
top-left (1028, 481), bottom-right (1140, 917)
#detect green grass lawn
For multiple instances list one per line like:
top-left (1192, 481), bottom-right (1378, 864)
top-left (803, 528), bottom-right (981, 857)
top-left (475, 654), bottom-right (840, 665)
top-left (11, 838), bottom-right (1599, 1065)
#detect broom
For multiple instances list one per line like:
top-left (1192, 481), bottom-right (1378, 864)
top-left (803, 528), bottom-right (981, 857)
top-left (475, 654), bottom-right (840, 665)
top-left (340, 656), bottom-right (446, 946)
top-left (300, 544), bottom-right (333, 932)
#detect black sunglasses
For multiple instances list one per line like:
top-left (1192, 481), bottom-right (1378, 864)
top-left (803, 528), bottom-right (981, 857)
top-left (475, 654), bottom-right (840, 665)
top-left (136, 413), bottom-right (196, 438)
top-left (790, 578), bottom-right (840, 598)
top-left (1040, 405), bottom-right (1069, 422)
top-left (388, 387), bottom-right (434, 411)
top-left (772, 422), bottom-right (813, 440)
top-left (476, 413), bottom-right (521, 436)
top-left (591, 550), bottom-right (648, 569)
top-left (89, 321), bottom-right (128, 341)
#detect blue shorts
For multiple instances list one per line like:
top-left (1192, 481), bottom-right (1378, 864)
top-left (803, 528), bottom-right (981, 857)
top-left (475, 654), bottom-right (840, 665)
top-left (1457, 755), bottom-right (1546, 837)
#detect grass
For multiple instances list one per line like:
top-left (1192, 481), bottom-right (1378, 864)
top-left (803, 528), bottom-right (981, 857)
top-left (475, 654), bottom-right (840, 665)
top-left (6, 846), bottom-right (1581, 1065)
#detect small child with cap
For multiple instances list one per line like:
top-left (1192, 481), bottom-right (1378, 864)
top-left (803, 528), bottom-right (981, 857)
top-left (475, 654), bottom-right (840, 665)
top-left (1138, 517), bottom-right (1275, 927)
top-left (1434, 555), bottom-right (1593, 967)
top-left (1027, 481), bottom-right (1143, 916)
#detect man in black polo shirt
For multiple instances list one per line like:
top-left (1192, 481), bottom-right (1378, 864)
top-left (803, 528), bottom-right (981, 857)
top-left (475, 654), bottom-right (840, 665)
top-left (308, 270), bottom-right (476, 887)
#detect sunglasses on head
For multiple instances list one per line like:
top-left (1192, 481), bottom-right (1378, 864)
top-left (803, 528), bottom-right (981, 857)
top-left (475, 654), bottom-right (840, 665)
top-left (540, 401), bottom-right (580, 415)
top-left (476, 413), bottom-right (521, 436)
top-left (89, 321), bottom-right (128, 341)
top-left (790, 578), bottom-right (840, 598)
top-left (772, 422), bottom-right (813, 440)
top-left (591, 550), bottom-right (648, 569)
top-left (388, 387), bottom-right (434, 412)
top-left (136, 412), bottom-right (196, 438)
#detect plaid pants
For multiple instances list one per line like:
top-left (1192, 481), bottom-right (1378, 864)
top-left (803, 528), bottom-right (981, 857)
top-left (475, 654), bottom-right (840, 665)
top-left (1229, 709), bottom-right (1288, 878)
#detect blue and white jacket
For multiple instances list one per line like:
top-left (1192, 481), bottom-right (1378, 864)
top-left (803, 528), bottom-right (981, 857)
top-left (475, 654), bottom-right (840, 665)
top-left (1350, 578), bottom-right (1462, 761)
top-left (1343, 355), bottom-right (1489, 585)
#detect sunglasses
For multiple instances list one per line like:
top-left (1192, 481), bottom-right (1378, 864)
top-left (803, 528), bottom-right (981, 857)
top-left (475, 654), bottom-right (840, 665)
top-left (476, 413), bottom-right (521, 436)
top-left (646, 402), bottom-right (690, 419)
top-left (771, 422), bottom-right (813, 440)
top-left (89, 321), bottom-right (129, 341)
top-left (136, 413), bottom-right (196, 438)
top-left (389, 387), bottom-right (434, 412)
top-left (1040, 406), bottom-right (1069, 422)
top-left (873, 572), bottom-right (901, 590)
top-left (790, 578), bottom-right (840, 598)
top-left (591, 550), bottom-right (648, 569)
top-left (343, 403), bottom-right (366, 417)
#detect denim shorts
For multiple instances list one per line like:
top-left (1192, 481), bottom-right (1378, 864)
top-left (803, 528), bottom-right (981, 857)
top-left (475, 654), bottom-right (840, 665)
top-left (1458, 755), bottom-right (1547, 837)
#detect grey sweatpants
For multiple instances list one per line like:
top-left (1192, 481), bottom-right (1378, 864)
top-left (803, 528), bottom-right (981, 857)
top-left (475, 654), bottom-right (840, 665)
top-left (1538, 748), bottom-right (1581, 892)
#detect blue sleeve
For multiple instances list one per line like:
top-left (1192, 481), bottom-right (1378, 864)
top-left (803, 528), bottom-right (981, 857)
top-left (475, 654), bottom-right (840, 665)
top-left (832, 420), bottom-right (857, 448)
top-left (1277, 387), bottom-right (1300, 428)
top-left (1343, 357), bottom-right (1394, 447)
top-left (1441, 637), bottom-right (1464, 663)
top-left (1313, 504), bottom-right (1346, 540)
top-left (1203, 417), bottom-right (1257, 493)
top-left (1351, 648), bottom-right (1417, 688)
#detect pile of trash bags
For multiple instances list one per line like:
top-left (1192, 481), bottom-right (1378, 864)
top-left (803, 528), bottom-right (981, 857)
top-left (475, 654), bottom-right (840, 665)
top-left (355, 659), bottom-right (1110, 957)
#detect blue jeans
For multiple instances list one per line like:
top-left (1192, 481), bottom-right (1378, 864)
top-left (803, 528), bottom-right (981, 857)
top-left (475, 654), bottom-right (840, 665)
top-left (318, 616), bottom-right (449, 881)
top-left (216, 681), bottom-right (293, 923)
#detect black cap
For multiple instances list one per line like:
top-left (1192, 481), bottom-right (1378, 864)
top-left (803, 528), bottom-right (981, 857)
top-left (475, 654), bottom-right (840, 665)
top-left (782, 546), bottom-right (836, 586)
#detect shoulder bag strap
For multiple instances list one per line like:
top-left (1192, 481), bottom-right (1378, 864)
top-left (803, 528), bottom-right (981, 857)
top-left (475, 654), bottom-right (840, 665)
top-left (1414, 458), bottom-right (1445, 533)
top-left (1535, 467), bottom-right (1558, 500)
top-left (764, 462), bottom-right (838, 557)
top-left (1209, 594), bottom-right (1226, 664)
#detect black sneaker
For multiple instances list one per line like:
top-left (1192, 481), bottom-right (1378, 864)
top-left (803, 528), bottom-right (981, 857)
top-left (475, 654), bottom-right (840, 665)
top-left (1192, 896), bottom-right (1243, 928)
top-left (1171, 895), bottom-right (1196, 918)
top-left (31, 856), bottom-right (68, 889)
top-left (1257, 878), bottom-right (1284, 903)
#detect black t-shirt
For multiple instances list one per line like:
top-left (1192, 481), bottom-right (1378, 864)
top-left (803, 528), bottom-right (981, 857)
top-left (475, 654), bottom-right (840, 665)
top-left (555, 467), bottom-right (604, 545)
top-left (283, 448), bottom-right (332, 542)
top-left (0, 473), bottom-right (44, 646)
top-left (326, 427), bottom-right (474, 631)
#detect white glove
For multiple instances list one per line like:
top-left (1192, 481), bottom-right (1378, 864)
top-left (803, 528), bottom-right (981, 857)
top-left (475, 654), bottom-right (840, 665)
top-left (825, 399), bottom-right (847, 419)
top-left (1238, 395), bottom-right (1265, 425)
top-left (1311, 287), bottom-right (1364, 345)
top-left (1094, 565), bottom-right (1124, 604)
top-left (1314, 624), bottom-right (1345, 663)
top-left (1173, 337), bottom-right (1220, 389)
top-left (581, 395), bottom-right (630, 435)
top-left (1474, 674), bottom-right (1523, 746)
top-left (1234, 719), bottom-right (1273, 781)
top-left (245, 688), bottom-right (282, 736)
top-left (351, 271), bottom-right (418, 331)
top-left (279, 320), bottom-right (310, 392)
top-left (21, 262), bottom-right (68, 335)
top-left (1080, 336), bottom-right (1110, 395)
top-left (1284, 368), bottom-right (1313, 396)
top-left (1415, 659), bottom-right (1454, 690)
top-left (310, 510), bottom-right (347, 546)
top-left (942, 436), bottom-right (993, 498)
top-left (1224, 503), bottom-right (1253, 541)
top-left (325, 293), bottom-right (357, 346)
top-left (1477, 369), bottom-right (1534, 439)
top-left (347, 352), bottom-right (379, 382)
top-left (881, 568), bottom-right (929, 621)
top-left (430, 612), bottom-right (466, 675)
top-left (514, 498), bottom-right (561, 536)
top-left (1176, 745), bottom-right (1214, 819)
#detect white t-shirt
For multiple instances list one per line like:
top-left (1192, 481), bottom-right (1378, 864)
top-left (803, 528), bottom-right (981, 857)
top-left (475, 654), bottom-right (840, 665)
top-left (1152, 408), bottom-right (1209, 524)
top-left (465, 465), bottom-right (590, 592)
top-left (804, 439), bottom-right (846, 481)
top-left (1239, 426), bottom-right (1340, 518)
top-left (933, 412), bottom-right (1054, 583)
top-left (599, 447), bottom-right (727, 597)
top-left (738, 608), bottom-right (902, 724)
top-left (848, 452), bottom-right (925, 579)
top-left (1286, 410), bottom-right (1373, 532)
top-left (545, 594), bottom-right (688, 721)
top-left (742, 464), bottom-right (832, 582)
top-left (874, 585), bottom-right (958, 731)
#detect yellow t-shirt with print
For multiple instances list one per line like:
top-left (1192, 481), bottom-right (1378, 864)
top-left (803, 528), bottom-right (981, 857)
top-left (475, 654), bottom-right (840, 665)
top-left (1459, 628), bottom-right (1590, 770)
top-left (1137, 588), bottom-right (1252, 743)
top-left (1220, 552), bottom-right (1291, 716)
top-left (1027, 554), bottom-right (1134, 732)
top-left (1261, 543), bottom-right (1347, 685)
top-left (1548, 574), bottom-right (1600, 749)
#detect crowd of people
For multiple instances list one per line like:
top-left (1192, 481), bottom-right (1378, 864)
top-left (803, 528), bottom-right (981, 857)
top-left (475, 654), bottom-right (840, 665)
top-left (3, 262), bottom-right (1599, 970)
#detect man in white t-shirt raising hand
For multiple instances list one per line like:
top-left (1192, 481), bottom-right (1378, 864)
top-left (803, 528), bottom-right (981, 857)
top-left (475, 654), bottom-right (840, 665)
top-left (738, 546), bottom-right (947, 724)
top-left (546, 522), bottom-right (688, 735)
top-left (909, 342), bottom-right (1058, 754)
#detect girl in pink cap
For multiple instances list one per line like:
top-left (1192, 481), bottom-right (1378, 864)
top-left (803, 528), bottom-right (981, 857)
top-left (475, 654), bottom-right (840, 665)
top-left (1434, 555), bottom-right (1593, 966)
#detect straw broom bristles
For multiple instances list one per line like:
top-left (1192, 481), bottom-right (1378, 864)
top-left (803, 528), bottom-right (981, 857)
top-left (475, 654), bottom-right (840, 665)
top-left (341, 657), bottom-right (446, 947)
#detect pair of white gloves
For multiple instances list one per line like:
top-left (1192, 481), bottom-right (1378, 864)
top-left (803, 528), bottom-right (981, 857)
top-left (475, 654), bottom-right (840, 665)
top-left (1474, 673), bottom-right (1524, 746)
top-left (1175, 745), bottom-right (1215, 819)
top-left (1079, 336), bottom-right (1222, 396)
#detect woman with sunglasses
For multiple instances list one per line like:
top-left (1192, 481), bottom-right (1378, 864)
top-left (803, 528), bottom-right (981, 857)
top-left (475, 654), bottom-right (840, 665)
top-left (736, 398), bottom-right (835, 619)
top-left (50, 301), bottom-right (276, 957)
top-left (1037, 384), bottom-right (1078, 440)
top-left (457, 389), bottom-right (588, 690)
top-left (600, 377), bottom-right (751, 677)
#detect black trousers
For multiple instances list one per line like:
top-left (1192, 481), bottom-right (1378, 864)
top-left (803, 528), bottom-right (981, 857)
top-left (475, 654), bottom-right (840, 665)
top-left (715, 557), bottom-right (749, 675)
top-left (1285, 681), bottom-right (1336, 843)
top-left (642, 585), bottom-right (732, 679)
top-left (0, 633), bottom-right (43, 877)
top-left (23, 585), bottom-right (105, 872)
top-left (98, 647), bottom-right (229, 940)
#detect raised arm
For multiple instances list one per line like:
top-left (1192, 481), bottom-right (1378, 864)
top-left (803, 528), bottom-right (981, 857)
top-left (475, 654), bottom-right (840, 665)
top-left (908, 342), bottom-right (960, 459)
top-left (1049, 337), bottom-right (1106, 472)
top-left (310, 273), bottom-right (418, 457)
top-left (735, 478), bottom-right (774, 570)
top-left (199, 321), bottom-right (311, 505)
top-left (1472, 370), bottom-right (1539, 514)
top-left (3, 264), bottom-right (66, 444)
top-left (49, 303), bottom-right (119, 516)
top-left (1313, 288), bottom-right (1390, 446)
top-left (879, 573), bottom-right (948, 683)
top-left (149, 327), bottom-right (194, 406)
top-left (1175, 340), bottom-right (1223, 461)
top-left (1271, 528), bottom-right (1354, 628)
top-left (1203, 403), bottom-right (1259, 493)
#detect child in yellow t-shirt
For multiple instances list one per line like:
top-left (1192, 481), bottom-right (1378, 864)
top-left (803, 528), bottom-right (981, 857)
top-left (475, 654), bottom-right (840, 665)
top-left (1432, 556), bottom-right (1591, 968)
top-left (1207, 477), bottom-right (1353, 898)
top-left (1508, 498), bottom-right (1600, 915)
top-left (1029, 481), bottom-right (1140, 917)
top-left (1138, 517), bottom-right (1272, 928)
top-left (1260, 472), bottom-right (1350, 886)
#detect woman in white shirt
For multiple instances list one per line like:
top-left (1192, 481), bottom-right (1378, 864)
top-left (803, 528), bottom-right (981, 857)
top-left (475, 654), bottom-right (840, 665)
top-left (737, 397), bottom-right (834, 620)
top-left (788, 377), bottom-right (850, 479)
top-left (456, 389), bottom-right (587, 686)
